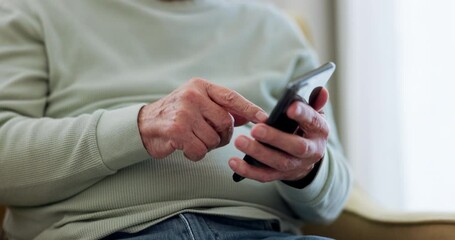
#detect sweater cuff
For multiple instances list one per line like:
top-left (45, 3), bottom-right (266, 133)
top-left (96, 104), bottom-right (151, 170)
top-left (276, 150), bottom-right (329, 204)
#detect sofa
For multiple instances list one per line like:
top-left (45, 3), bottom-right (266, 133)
top-left (302, 185), bottom-right (455, 240)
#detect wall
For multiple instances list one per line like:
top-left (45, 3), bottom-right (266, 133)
top-left (265, 1), bottom-right (404, 209)
top-left (263, 0), bottom-right (342, 131)
top-left (334, 0), bottom-right (404, 209)
top-left (264, 0), bottom-right (336, 64)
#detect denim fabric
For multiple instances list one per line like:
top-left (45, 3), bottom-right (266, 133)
top-left (103, 213), bottom-right (332, 240)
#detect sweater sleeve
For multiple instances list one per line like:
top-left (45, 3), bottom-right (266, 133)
top-left (0, 2), bottom-right (149, 206)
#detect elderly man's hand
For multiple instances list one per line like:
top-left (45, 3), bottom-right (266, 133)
top-left (138, 78), bottom-right (268, 161)
top-left (228, 87), bottom-right (330, 182)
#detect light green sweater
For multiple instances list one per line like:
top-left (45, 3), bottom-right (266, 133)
top-left (0, 0), bottom-right (352, 239)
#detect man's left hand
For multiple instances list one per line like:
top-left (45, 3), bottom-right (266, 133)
top-left (228, 87), bottom-right (330, 182)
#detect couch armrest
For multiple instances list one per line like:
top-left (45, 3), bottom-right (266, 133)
top-left (302, 185), bottom-right (455, 240)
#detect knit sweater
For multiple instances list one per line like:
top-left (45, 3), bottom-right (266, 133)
top-left (0, 0), bottom-right (352, 239)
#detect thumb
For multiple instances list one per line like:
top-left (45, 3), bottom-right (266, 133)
top-left (230, 113), bottom-right (250, 127)
top-left (309, 87), bottom-right (329, 111)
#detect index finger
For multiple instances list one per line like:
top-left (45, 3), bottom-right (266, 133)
top-left (205, 83), bottom-right (268, 124)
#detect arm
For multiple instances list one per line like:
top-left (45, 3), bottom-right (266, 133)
top-left (0, 3), bottom-right (150, 206)
top-left (0, 2), bottom-right (268, 207)
top-left (228, 5), bottom-right (352, 224)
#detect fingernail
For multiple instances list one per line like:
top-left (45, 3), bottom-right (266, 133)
top-left (255, 111), bottom-right (268, 122)
top-left (236, 137), bottom-right (249, 148)
top-left (229, 159), bottom-right (238, 168)
top-left (254, 126), bottom-right (266, 138)
top-left (295, 105), bottom-right (302, 116)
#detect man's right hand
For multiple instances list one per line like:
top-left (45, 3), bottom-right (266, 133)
top-left (138, 78), bottom-right (268, 161)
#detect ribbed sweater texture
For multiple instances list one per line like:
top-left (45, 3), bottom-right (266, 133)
top-left (0, 0), bottom-right (352, 239)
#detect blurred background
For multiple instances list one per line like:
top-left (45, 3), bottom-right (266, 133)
top-left (263, 0), bottom-right (455, 212)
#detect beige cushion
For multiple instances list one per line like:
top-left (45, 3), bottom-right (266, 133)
top-left (303, 185), bottom-right (455, 240)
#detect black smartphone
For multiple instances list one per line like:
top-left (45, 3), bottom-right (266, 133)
top-left (232, 62), bottom-right (336, 182)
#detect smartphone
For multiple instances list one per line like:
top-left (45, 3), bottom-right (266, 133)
top-left (232, 62), bottom-right (336, 182)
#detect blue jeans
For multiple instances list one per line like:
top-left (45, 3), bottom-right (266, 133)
top-left (103, 213), bottom-right (332, 240)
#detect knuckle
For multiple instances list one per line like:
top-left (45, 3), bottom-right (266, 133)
top-left (321, 123), bottom-right (330, 139)
top-left (239, 102), bottom-right (254, 116)
top-left (241, 102), bottom-right (252, 113)
top-left (295, 140), bottom-right (309, 157)
top-left (218, 115), bottom-right (234, 131)
top-left (169, 139), bottom-right (183, 151)
top-left (189, 77), bottom-right (207, 85)
top-left (224, 91), bottom-right (237, 103)
top-left (218, 136), bottom-right (230, 148)
top-left (180, 88), bottom-right (201, 101)
top-left (147, 144), bottom-right (165, 159)
top-left (209, 136), bottom-right (222, 149)
top-left (305, 144), bottom-right (313, 156)
top-left (223, 90), bottom-right (250, 112)
top-left (187, 148), bottom-right (207, 162)
top-left (166, 122), bottom-right (185, 136)
top-left (277, 158), bottom-right (293, 171)
top-left (194, 153), bottom-right (207, 161)
top-left (195, 144), bottom-right (208, 157)
top-left (306, 164), bottom-right (315, 171)
top-left (314, 150), bottom-right (325, 160)
top-left (222, 113), bottom-right (235, 126)
top-left (311, 115), bottom-right (321, 129)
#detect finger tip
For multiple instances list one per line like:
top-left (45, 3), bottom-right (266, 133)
top-left (255, 111), bottom-right (268, 123)
top-left (228, 158), bottom-right (239, 169)
top-left (312, 88), bottom-right (329, 111)
top-left (286, 102), bottom-right (302, 119)
top-left (321, 87), bottom-right (330, 102)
